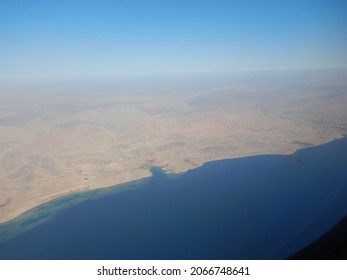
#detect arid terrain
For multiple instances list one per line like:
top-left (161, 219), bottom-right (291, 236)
top-left (1, 70), bottom-right (347, 223)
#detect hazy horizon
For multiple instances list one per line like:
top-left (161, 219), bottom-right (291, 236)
top-left (1, 0), bottom-right (346, 80)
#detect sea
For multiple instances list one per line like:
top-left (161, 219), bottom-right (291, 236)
top-left (0, 137), bottom-right (346, 260)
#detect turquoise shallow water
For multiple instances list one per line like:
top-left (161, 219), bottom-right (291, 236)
top-left (0, 137), bottom-right (346, 259)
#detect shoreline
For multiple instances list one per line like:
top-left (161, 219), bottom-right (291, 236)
top-left (1, 134), bottom-right (347, 259)
top-left (0, 173), bottom-right (153, 243)
top-left (0, 134), bottom-right (343, 229)
top-left (0, 172), bottom-right (152, 225)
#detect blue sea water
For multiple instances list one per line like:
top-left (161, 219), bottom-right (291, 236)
top-left (0, 137), bottom-right (346, 259)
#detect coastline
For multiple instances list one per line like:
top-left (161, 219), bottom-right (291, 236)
top-left (0, 172), bottom-right (150, 224)
top-left (1, 134), bottom-right (346, 259)
top-left (0, 173), bottom-right (152, 243)
top-left (0, 134), bottom-right (344, 243)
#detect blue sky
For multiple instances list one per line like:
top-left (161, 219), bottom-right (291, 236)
top-left (1, 0), bottom-right (346, 78)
